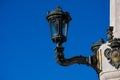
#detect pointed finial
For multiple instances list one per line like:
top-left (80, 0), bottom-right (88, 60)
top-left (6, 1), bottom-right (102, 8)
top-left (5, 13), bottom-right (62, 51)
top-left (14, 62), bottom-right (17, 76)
top-left (56, 6), bottom-right (62, 12)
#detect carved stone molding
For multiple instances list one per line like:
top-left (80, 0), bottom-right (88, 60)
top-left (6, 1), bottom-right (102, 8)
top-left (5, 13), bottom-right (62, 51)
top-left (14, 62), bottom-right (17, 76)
top-left (104, 48), bottom-right (111, 60)
top-left (107, 26), bottom-right (114, 42)
top-left (104, 38), bottom-right (120, 69)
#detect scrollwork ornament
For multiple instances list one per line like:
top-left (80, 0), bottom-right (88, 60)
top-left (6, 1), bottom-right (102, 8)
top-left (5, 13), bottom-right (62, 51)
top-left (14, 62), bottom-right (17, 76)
top-left (110, 48), bottom-right (120, 69)
top-left (104, 47), bottom-right (120, 69)
top-left (104, 48), bottom-right (111, 60)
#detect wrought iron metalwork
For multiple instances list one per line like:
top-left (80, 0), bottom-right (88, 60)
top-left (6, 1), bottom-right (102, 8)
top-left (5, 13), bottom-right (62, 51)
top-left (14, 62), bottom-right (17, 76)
top-left (46, 6), bottom-right (71, 43)
top-left (46, 7), bottom-right (92, 66)
top-left (91, 38), bottom-right (105, 55)
top-left (46, 7), bottom-right (104, 75)
top-left (55, 46), bottom-right (91, 66)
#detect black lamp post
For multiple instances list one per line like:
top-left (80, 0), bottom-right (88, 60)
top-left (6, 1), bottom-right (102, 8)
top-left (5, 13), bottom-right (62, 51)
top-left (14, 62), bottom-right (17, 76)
top-left (46, 7), bottom-right (104, 74)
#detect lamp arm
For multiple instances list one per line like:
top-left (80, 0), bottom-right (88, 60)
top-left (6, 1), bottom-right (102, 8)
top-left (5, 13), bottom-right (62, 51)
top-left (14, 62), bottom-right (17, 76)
top-left (55, 46), bottom-right (97, 67)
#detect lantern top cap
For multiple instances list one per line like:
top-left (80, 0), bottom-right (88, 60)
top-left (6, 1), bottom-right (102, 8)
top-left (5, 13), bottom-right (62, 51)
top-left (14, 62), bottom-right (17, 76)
top-left (47, 6), bottom-right (64, 15)
top-left (46, 6), bottom-right (72, 23)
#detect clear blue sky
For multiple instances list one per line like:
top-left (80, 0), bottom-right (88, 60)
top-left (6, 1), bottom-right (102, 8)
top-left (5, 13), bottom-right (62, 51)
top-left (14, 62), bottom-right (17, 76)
top-left (0, 0), bottom-right (109, 80)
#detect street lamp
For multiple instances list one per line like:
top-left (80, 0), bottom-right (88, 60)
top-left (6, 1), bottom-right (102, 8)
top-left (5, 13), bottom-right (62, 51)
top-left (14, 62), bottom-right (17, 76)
top-left (46, 7), bottom-right (104, 74)
top-left (46, 6), bottom-right (71, 44)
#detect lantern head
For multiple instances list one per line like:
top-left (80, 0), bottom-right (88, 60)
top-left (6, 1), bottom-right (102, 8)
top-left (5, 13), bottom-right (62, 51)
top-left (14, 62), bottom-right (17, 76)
top-left (46, 7), bottom-right (71, 43)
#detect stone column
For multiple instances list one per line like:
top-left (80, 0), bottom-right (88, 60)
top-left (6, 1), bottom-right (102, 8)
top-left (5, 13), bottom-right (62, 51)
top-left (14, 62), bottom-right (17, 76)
top-left (110, 0), bottom-right (120, 38)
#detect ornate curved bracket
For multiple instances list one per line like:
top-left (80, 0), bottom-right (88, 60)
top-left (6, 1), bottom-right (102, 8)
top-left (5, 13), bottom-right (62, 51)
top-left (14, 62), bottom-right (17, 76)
top-left (55, 46), bottom-right (91, 66)
top-left (54, 39), bottom-right (105, 74)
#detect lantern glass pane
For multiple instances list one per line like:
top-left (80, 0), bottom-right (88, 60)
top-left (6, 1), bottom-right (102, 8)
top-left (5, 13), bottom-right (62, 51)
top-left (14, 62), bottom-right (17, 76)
top-left (50, 23), bottom-right (56, 37)
top-left (62, 23), bottom-right (68, 36)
